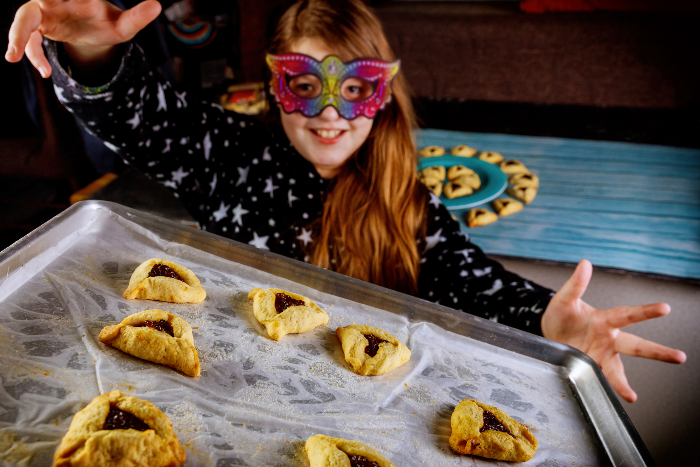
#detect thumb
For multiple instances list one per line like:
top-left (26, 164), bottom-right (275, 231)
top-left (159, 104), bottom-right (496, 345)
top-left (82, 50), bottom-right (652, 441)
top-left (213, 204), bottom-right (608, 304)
top-left (116, 0), bottom-right (163, 40)
top-left (557, 259), bottom-right (592, 303)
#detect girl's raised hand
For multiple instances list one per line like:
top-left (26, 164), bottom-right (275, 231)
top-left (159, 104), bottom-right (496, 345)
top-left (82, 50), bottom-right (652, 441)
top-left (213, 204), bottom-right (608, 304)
top-left (5, 0), bottom-right (162, 78)
top-left (541, 259), bottom-right (686, 402)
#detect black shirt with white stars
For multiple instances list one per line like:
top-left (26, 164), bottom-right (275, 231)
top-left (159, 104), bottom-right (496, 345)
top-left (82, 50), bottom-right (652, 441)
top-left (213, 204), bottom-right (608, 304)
top-left (47, 40), bottom-right (554, 335)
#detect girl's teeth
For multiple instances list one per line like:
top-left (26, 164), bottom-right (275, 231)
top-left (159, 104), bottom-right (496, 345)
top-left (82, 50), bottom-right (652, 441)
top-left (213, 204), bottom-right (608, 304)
top-left (315, 129), bottom-right (342, 139)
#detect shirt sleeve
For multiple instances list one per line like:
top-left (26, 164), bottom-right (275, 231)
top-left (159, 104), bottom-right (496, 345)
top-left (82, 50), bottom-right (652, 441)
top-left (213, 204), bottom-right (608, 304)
top-left (417, 192), bottom-right (554, 335)
top-left (44, 39), bottom-right (267, 227)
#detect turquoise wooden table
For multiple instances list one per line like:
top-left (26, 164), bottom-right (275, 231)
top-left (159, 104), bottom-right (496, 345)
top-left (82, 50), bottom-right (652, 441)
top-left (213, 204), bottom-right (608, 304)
top-left (416, 129), bottom-right (700, 281)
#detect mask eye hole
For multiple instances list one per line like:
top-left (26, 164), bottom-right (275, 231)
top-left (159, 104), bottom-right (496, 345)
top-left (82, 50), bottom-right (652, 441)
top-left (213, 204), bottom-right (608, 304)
top-left (287, 74), bottom-right (322, 99)
top-left (340, 77), bottom-right (376, 102)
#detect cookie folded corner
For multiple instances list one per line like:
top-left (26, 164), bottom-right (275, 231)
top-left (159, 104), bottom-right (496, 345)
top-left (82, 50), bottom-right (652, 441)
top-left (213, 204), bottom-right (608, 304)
top-left (419, 166), bottom-right (446, 182)
top-left (444, 180), bottom-right (474, 199)
top-left (507, 185), bottom-right (537, 204)
top-left (499, 159), bottom-right (528, 175)
top-left (450, 145), bottom-right (478, 157)
top-left (98, 309), bottom-right (200, 377)
top-left (306, 434), bottom-right (395, 467)
top-left (477, 151), bottom-right (504, 164)
top-left (336, 325), bottom-right (410, 376)
top-left (492, 198), bottom-right (523, 217)
top-left (447, 165), bottom-right (476, 181)
top-left (421, 177), bottom-right (443, 197)
top-left (509, 172), bottom-right (539, 188)
top-left (248, 287), bottom-right (329, 340)
top-left (53, 390), bottom-right (186, 467)
top-left (123, 258), bottom-right (206, 303)
top-left (467, 208), bottom-right (498, 228)
top-left (449, 399), bottom-right (537, 462)
top-left (419, 145), bottom-right (445, 158)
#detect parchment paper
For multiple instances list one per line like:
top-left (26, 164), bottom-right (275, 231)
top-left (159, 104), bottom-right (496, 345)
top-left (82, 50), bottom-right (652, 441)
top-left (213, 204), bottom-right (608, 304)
top-left (0, 206), bottom-right (608, 466)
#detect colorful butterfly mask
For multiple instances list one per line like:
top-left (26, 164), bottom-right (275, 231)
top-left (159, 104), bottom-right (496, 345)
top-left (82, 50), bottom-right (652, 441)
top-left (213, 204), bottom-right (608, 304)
top-left (266, 53), bottom-right (400, 120)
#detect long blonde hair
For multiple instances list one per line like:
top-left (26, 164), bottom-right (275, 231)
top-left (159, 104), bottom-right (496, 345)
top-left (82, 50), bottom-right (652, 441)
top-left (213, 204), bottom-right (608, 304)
top-left (269, 0), bottom-right (428, 295)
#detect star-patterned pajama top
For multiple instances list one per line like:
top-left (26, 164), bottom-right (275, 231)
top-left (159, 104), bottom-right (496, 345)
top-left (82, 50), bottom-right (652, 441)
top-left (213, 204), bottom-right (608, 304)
top-left (47, 40), bottom-right (554, 335)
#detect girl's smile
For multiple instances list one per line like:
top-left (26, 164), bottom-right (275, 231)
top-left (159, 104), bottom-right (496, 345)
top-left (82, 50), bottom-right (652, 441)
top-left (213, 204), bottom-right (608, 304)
top-left (310, 128), bottom-right (346, 143)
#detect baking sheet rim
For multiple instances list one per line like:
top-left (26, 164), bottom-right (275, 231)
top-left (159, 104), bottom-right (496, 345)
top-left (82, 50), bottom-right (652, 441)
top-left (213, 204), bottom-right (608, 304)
top-left (0, 200), bottom-right (652, 466)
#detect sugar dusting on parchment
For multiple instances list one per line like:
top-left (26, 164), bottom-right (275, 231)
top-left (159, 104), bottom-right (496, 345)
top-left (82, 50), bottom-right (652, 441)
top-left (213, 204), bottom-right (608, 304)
top-left (166, 399), bottom-right (211, 466)
top-left (0, 432), bottom-right (31, 465)
top-left (0, 429), bottom-right (56, 467)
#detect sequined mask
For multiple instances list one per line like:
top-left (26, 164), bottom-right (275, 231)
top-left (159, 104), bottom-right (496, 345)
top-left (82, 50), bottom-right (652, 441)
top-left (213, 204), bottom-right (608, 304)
top-left (266, 53), bottom-right (400, 120)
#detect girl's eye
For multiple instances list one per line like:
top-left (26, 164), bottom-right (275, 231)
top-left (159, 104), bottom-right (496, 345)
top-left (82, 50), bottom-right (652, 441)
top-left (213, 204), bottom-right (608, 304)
top-left (341, 78), bottom-right (375, 102)
top-left (287, 74), bottom-right (322, 98)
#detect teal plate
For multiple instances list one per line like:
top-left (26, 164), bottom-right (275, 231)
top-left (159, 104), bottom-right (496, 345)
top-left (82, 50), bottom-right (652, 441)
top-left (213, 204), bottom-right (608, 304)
top-left (419, 155), bottom-right (508, 210)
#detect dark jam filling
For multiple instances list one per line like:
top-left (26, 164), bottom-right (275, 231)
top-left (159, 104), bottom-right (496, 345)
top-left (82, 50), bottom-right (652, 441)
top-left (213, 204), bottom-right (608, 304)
top-left (363, 334), bottom-right (387, 357)
top-left (136, 319), bottom-right (175, 337)
top-left (148, 264), bottom-right (185, 283)
top-left (346, 454), bottom-right (380, 467)
top-left (103, 406), bottom-right (149, 431)
top-left (480, 410), bottom-right (512, 436)
top-left (274, 293), bottom-right (305, 314)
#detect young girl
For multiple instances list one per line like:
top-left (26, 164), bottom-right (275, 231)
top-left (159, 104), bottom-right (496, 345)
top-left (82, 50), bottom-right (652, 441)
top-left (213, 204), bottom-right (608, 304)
top-left (6, 0), bottom-right (685, 403)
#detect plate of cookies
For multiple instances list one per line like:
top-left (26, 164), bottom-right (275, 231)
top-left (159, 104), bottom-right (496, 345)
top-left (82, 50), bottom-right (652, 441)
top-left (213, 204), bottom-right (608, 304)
top-left (419, 144), bottom-right (541, 227)
top-left (418, 154), bottom-right (507, 210)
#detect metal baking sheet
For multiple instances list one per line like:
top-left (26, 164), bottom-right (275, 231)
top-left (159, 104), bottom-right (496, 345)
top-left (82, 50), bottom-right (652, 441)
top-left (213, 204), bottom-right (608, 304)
top-left (0, 201), bottom-right (651, 466)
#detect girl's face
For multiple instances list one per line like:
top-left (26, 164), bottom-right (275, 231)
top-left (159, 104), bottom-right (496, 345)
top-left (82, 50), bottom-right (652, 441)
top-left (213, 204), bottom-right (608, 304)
top-left (280, 37), bottom-right (374, 179)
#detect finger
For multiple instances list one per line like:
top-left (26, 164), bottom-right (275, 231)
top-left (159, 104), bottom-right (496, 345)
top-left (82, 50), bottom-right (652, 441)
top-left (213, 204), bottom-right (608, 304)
top-left (615, 331), bottom-right (687, 363)
top-left (25, 30), bottom-right (51, 78)
top-left (6, 1), bottom-right (43, 63)
top-left (556, 259), bottom-right (592, 303)
top-left (605, 302), bottom-right (670, 329)
top-left (601, 355), bottom-right (637, 403)
top-left (115, 0), bottom-right (162, 41)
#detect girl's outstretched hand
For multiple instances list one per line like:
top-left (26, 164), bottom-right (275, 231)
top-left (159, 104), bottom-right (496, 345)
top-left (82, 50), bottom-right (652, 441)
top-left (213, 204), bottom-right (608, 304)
top-left (541, 259), bottom-right (686, 402)
top-left (5, 0), bottom-right (162, 78)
